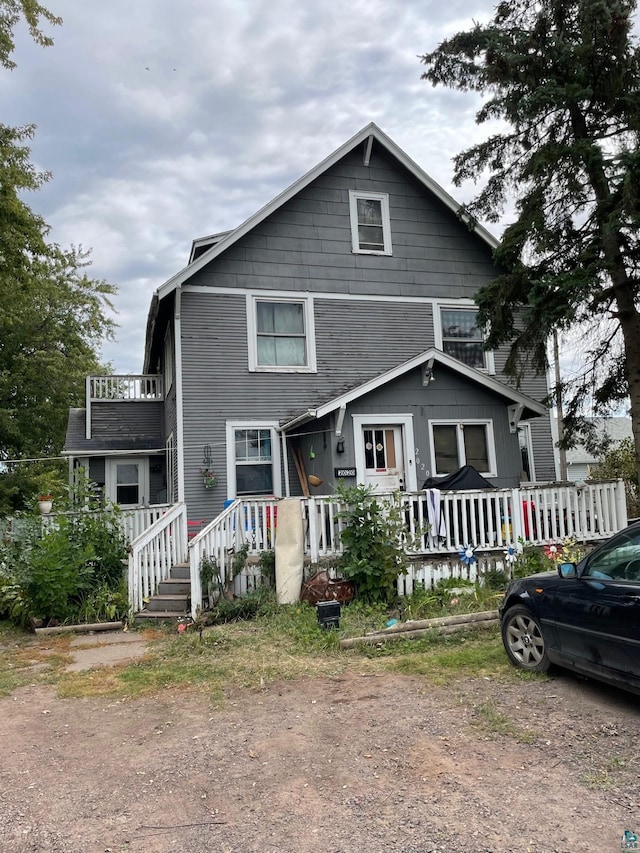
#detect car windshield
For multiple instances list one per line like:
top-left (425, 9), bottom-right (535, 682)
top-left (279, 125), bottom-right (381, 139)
top-left (583, 528), bottom-right (640, 581)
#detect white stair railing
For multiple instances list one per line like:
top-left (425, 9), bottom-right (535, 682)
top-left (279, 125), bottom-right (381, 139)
top-left (128, 502), bottom-right (187, 612)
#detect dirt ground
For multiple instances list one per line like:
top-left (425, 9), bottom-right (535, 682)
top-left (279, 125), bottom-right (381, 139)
top-left (0, 636), bottom-right (639, 853)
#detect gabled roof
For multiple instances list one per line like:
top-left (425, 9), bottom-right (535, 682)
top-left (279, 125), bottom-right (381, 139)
top-left (279, 348), bottom-right (547, 431)
top-left (155, 122), bottom-right (499, 302)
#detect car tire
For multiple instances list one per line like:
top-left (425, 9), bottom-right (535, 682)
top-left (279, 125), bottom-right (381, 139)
top-left (501, 605), bottom-right (551, 673)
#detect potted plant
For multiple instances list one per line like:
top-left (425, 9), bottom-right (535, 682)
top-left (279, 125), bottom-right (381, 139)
top-left (199, 468), bottom-right (218, 490)
top-left (38, 494), bottom-right (53, 514)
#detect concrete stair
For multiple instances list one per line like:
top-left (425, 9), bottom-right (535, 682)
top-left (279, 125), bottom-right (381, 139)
top-left (135, 562), bottom-right (191, 623)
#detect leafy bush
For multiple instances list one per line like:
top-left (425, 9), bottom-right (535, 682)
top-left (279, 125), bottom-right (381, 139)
top-left (0, 494), bottom-right (128, 626)
top-left (337, 484), bottom-right (407, 604)
top-left (591, 437), bottom-right (640, 518)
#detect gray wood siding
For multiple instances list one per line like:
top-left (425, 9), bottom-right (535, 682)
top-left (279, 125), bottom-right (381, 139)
top-left (345, 366), bottom-right (522, 488)
top-left (180, 292), bottom-right (436, 518)
top-left (90, 402), bottom-right (164, 451)
top-left (171, 138), bottom-right (555, 516)
top-left (187, 145), bottom-right (497, 299)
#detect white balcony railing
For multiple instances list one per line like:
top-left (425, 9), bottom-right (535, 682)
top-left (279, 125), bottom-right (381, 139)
top-left (88, 375), bottom-right (164, 401)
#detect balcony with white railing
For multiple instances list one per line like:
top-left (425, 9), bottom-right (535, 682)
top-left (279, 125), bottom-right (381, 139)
top-left (87, 375), bottom-right (164, 402)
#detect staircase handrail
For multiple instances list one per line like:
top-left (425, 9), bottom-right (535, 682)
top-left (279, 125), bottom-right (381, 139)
top-left (128, 501), bottom-right (188, 612)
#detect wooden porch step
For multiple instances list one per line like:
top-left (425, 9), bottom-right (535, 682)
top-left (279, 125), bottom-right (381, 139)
top-left (145, 593), bottom-right (189, 612)
top-left (158, 578), bottom-right (191, 596)
top-left (170, 563), bottom-right (190, 580)
top-left (134, 610), bottom-right (186, 623)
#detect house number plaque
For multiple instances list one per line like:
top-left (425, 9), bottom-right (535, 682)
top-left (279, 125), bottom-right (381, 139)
top-left (334, 467), bottom-right (356, 478)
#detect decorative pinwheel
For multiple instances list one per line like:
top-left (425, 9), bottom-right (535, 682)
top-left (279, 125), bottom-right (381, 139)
top-left (458, 544), bottom-right (476, 565)
top-left (504, 544), bottom-right (518, 564)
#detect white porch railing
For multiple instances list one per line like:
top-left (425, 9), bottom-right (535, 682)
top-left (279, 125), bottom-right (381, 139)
top-left (120, 504), bottom-right (172, 544)
top-left (186, 480), bottom-right (627, 617)
top-left (188, 498), bottom-right (278, 615)
top-left (128, 502), bottom-right (188, 612)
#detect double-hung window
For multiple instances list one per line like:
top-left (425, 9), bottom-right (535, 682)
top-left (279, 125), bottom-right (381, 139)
top-left (349, 191), bottom-right (392, 254)
top-left (248, 296), bottom-right (316, 372)
top-left (437, 306), bottom-right (494, 372)
top-left (429, 421), bottom-right (496, 477)
top-left (226, 422), bottom-right (281, 497)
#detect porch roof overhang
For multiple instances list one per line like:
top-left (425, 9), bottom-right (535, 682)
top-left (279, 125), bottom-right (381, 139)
top-left (278, 348), bottom-right (547, 432)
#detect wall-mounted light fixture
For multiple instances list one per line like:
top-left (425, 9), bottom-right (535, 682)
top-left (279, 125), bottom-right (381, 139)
top-left (336, 437), bottom-right (345, 454)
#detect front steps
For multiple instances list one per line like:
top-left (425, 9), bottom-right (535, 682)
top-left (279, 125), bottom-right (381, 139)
top-left (134, 562), bottom-right (191, 623)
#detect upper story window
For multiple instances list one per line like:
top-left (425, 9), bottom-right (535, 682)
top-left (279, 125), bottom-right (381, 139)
top-left (247, 295), bottom-right (316, 373)
top-left (436, 305), bottom-right (494, 373)
top-left (349, 191), bottom-right (392, 255)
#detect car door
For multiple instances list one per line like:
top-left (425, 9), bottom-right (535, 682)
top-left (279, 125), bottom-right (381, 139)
top-left (552, 528), bottom-right (640, 685)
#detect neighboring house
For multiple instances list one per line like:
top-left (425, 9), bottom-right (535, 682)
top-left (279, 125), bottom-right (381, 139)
top-left (558, 417), bottom-right (634, 482)
top-left (63, 123), bottom-right (555, 523)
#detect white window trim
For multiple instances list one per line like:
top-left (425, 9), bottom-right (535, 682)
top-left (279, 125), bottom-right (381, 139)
top-left (226, 421), bottom-right (282, 499)
top-left (163, 325), bottom-right (174, 392)
top-left (105, 457), bottom-right (149, 507)
top-left (517, 422), bottom-right (536, 483)
top-left (165, 433), bottom-right (176, 504)
top-left (428, 419), bottom-right (497, 478)
top-left (434, 302), bottom-right (495, 374)
top-left (246, 294), bottom-right (317, 373)
top-left (352, 414), bottom-right (418, 491)
top-left (348, 190), bottom-right (392, 255)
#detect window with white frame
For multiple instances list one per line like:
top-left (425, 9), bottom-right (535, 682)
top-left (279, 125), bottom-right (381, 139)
top-left (436, 306), bottom-right (494, 372)
top-left (105, 457), bottom-right (149, 506)
top-left (247, 296), bottom-right (316, 372)
top-left (429, 421), bottom-right (496, 477)
top-left (348, 190), bottom-right (392, 254)
top-left (226, 423), bottom-right (281, 497)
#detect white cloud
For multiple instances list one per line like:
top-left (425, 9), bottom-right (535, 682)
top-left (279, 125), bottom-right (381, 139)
top-left (4, 0), bottom-right (501, 372)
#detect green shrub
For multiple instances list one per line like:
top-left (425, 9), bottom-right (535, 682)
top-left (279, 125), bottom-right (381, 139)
top-left (337, 484), bottom-right (407, 604)
top-left (0, 491), bottom-right (128, 626)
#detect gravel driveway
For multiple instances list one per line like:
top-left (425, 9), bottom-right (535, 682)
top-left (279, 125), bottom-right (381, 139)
top-left (1, 661), bottom-right (638, 853)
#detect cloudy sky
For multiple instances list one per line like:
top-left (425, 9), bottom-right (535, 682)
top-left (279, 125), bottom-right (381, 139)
top-left (5, 0), bottom-right (501, 374)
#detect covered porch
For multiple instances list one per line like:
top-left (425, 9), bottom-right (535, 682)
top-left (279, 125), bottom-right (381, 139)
top-left (126, 479), bottom-right (628, 618)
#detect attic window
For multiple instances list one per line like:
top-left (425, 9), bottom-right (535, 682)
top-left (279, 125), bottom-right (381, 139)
top-left (349, 191), bottom-right (392, 255)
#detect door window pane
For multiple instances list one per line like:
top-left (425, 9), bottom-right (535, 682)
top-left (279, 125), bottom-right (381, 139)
top-left (115, 463), bottom-right (140, 504)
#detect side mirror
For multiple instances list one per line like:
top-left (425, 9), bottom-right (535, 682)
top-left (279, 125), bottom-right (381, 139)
top-left (558, 562), bottom-right (577, 579)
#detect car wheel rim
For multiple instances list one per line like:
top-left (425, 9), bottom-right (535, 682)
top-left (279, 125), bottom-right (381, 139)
top-left (506, 614), bottom-right (544, 667)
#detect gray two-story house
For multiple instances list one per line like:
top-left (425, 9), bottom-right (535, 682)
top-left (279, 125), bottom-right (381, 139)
top-left (63, 123), bottom-right (553, 525)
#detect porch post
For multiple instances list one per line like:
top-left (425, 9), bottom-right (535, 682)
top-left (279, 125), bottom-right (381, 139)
top-left (510, 488), bottom-right (523, 544)
top-left (615, 478), bottom-right (628, 528)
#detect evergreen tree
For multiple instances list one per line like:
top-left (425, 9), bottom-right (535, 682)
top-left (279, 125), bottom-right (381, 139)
top-left (421, 0), bottom-right (640, 482)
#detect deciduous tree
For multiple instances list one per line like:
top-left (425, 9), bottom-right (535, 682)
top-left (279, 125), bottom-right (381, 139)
top-left (0, 2), bottom-right (117, 512)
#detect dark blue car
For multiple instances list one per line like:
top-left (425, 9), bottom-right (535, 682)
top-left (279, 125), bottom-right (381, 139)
top-left (499, 522), bottom-right (640, 695)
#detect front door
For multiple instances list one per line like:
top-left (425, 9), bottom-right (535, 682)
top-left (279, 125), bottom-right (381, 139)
top-left (105, 457), bottom-right (149, 507)
top-left (361, 425), bottom-right (405, 492)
